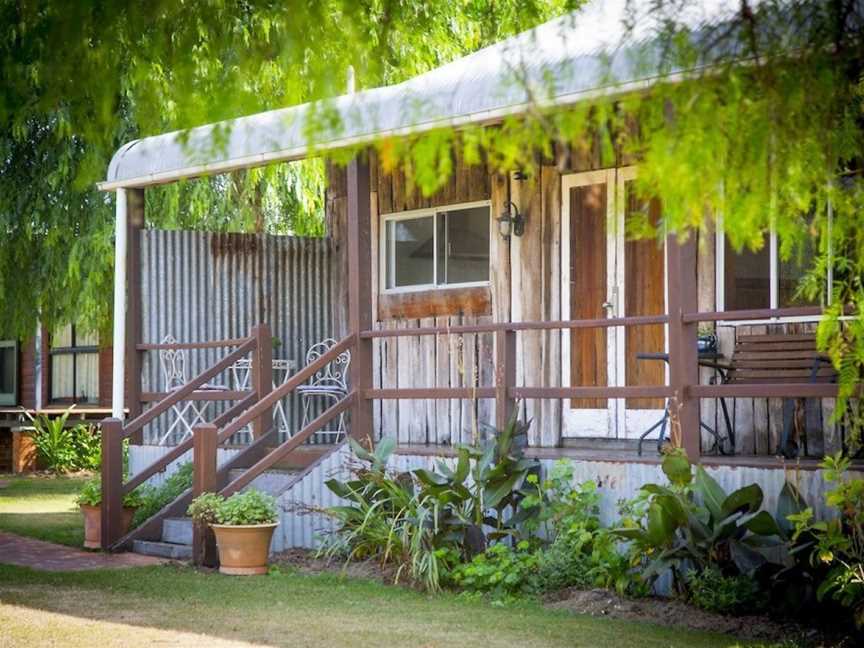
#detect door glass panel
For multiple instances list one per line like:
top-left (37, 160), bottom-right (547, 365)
top-left (624, 186), bottom-right (666, 410)
top-left (570, 183), bottom-right (608, 409)
top-left (724, 236), bottom-right (770, 310)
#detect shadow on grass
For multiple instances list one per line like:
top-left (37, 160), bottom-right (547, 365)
top-left (0, 563), bottom-right (763, 648)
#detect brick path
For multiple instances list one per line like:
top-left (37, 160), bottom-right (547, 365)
top-left (0, 531), bottom-right (168, 571)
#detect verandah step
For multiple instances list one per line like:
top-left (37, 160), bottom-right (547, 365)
top-left (162, 517), bottom-right (193, 545)
top-left (132, 539), bottom-right (193, 560)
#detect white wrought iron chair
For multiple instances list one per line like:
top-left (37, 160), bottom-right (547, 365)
top-left (296, 338), bottom-right (351, 442)
top-left (157, 335), bottom-right (228, 445)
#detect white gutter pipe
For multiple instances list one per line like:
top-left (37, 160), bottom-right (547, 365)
top-left (111, 188), bottom-right (127, 419)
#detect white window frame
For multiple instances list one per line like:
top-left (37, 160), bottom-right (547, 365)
top-left (379, 200), bottom-right (492, 294)
top-left (715, 209), bottom-right (832, 324)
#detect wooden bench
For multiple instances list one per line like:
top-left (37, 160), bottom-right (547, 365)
top-left (721, 333), bottom-right (837, 457)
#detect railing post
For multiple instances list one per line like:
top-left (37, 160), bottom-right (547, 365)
top-left (347, 154), bottom-right (374, 442)
top-left (192, 423), bottom-right (219, 567)
top-left (666, 233), bottom-right (700, 461)
top-left (251, 324), bottom-right (273, 439)
top-left (100, 418), bottom-right (125, 550)
top-left (495, 328), bottom-right (516, 427)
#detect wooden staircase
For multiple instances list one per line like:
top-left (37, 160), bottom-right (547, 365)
top-left (98, 325), bottom-right (356, 558)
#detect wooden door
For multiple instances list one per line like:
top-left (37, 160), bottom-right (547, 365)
top-left (561, 171), bottom-right (616, 437)
top-left (619, 172), bottom-right (667, 436)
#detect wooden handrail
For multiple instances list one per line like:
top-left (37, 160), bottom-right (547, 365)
top-left (123, 337), bottom-right (256, 438)
top-left (682, 306), bottom-right (824, 323)
top-left (217, 334), bottom-right (355, 441)
top-left (359, 314), bottom-right (670, 339)
top-left (219, 392), bottom-right (355, 497)
top-left (121, 390), bottom-right (260, 496)
top-left (136, 337), bottom-right (251, 351)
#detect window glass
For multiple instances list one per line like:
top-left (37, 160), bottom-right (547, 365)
top-left (50, 325), bottom-right (99, 404)
top-left (386, 216), bottom-right (435, 289)
top-left (724, 235), bottom-right (770, 310)
top-left (441, 206), bottom-right (489, 284)
top-left (779, 234), bottom-right (819, 307)
top-left (75, 353), bottom-right (99, 402)
top-left (0, 344), bottom-right (15, 400)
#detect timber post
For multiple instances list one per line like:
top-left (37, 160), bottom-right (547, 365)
top-left (666, 233), bottom-right (700, 461)
top-left (251, 323), bottom-right (273, 439)
top-left (100, 417), bottom-right (125, 550)
top-left (495, 328), bottom-right (516, 427)
top-left (347, 154), bottom-right (374, 443)
top-left (125, 187), bottom-right (145, 440)
top-left (192, 423), bottom-right (219, 567)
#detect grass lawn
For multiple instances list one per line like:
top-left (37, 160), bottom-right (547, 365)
top-left (0, 473), bottom-right (89, 546)
top-left (0, 563), bottom-right (777, 648)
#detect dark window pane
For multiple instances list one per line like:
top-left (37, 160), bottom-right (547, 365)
top-left (442, 206), bottom-right (489, 284)
top-left (386, 216), bottom-right (435, 288)
top-left (724, 235), bottom-right (770, 310)
top-left (0, 344), bottom-right (16, 402)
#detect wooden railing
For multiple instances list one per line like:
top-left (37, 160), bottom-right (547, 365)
top-left (100, 328), bottom-right (356, 551)
top-left (357, 307), bottom-right (841, 465)
top-left (100, 324), bottom-right (274, 549)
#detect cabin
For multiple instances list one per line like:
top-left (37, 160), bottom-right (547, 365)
top-left (0, 327), bottom-right (115, 472)
top-left (93, 1), bottom-right (861, 558)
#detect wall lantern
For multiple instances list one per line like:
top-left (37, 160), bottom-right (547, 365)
top-left (497, 201), bottom-right (525, 239)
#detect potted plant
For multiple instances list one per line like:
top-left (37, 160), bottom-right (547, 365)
top-left (187, 489), bottom-right (279, 575)
top-left (75, 477), bottom-right (143, 549)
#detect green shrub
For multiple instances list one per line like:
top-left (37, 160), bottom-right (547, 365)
top-left (685, 567), bottom-right (764, 615)
top-left (132, 462), bottom-right (194, 528)
top-left (23, 408), bottom-right (102, 472)
top-left (188, 489), bottom-right (279, 526)
top-left (75, 477), bottom-right (144, 508)
top-left (518, 461), bottom-right (645, 597)
top-left (322, 411), bottom-right (541, 592)
top-left (612, 451), bottom-right (789, 594)
top-left (791, 453), bottom-right (864, 629)
top-left (449, 542), bottom-right (539, 601)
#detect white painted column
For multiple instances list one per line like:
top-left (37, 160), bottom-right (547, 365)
top-left (112, 188), bottom-right (127, 419)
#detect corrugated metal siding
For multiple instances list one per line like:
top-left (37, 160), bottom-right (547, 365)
top-left (274, 448), bottom-right (860, 551)
top-left (140, 230), bottom-right (339, 445)
top-left (128, 444), bottom-right (243, 489)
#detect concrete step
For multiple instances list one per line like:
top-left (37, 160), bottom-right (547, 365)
top-left (132, 539), bottom-right (193, 561)
top-left (228, 468), bottom-right (298, 494)
top-left (162, 517), bottom-right (193, 546)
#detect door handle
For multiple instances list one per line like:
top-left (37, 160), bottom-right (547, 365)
top-left (601, 301), bottom-right (615, 314)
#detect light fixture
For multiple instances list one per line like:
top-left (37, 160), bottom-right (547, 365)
top-left (497, 201), bottom-right (525, 239)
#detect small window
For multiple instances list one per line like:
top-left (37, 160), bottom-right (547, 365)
top-left (383, 203), bottom-right (490, 291)
top-left (0, 341), bottom-right (18, 406)
top-left (720, 222), bottom-right (824, 313)
top-left (50, 325), bottom-right (99, 404)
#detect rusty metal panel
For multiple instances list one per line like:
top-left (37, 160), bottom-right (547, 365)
top-left (139, 230), bottom-right (339, 445)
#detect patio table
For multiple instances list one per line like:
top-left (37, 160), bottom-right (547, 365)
top-left (229, 358), bottom-right (297, 436)
top-left (634, 351), bottom-right (734, 456)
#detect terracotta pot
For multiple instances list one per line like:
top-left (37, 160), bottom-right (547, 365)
top-left (80, 504), bottom-right (136, 549)
top-left (211, 523), bottom-right (278, 575)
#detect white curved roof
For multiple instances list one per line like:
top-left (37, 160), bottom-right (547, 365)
top-left (101, 0), bottom-right (738, 190)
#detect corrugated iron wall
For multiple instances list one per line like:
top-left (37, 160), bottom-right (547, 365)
top-left (139, 230), bottom-right (340, 445)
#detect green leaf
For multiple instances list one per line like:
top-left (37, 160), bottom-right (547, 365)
top-left (693, 466), bottom-right (726, 521)
top-left (776, 481), bottom-right (807, 537)
top-left (722, 484), bottom-right (763, 516)
top-left (729, 538), bottom-right (767, 575)
top-left (646, 501), bottom-right (677, 547)
top-left (661, 453), bottom-right (692, 486)
top-left (413, 469), bottom-right (449, 487)
top-left (742, 510), bottom-right (782, 537)
top-left (373, 437), bottom-right (397, 464)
